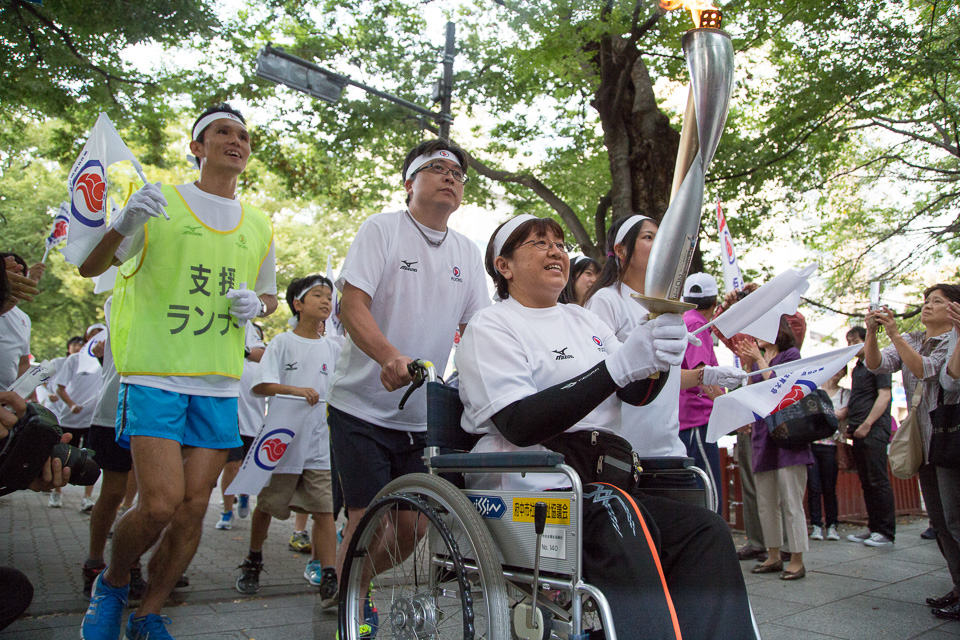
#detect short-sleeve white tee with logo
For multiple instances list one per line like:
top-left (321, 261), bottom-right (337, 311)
top-left (55, 347), bottom-right (104, 431)
top-left (0, 307), bottom-right (31, 390)
top-left (253, 331), bottom-right (341, 471)
top-left (585, 284), bottom-right (686, 458)
top-left (456, 298), bottom-right (622, 491)
top-left (329, 210), bottom-right (489, 431)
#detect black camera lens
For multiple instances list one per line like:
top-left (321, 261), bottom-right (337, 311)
top-left (50, 443), bottom-right (101, 486)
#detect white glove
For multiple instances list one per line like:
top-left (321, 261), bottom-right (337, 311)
top-left (702, 365), bottom-right (748, 389)
top-left (226, 288), bottom-right (261, 324)
top-left (110, 182), bottom-right (168, 236)
top-left (650, 314), bottom-right (699, 369)
top-left (605, 323), bottom-right (660, 387)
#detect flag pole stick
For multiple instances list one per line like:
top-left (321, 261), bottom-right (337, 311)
top-left (133, 163), bottom-right (169, 220)
top-left (41, 247), bottom-right (51, 264)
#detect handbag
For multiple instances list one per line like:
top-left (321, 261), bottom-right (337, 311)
top-left (836, 439), bottom-right (857, 472)
top-left (542, 429), bottom-right (639, 492)
top-left (889, 382), bottom-right (924, 479)
top-left (764, 388), bottom-right (839, 448)
top-left (929, 385), bottom-right (960, 470)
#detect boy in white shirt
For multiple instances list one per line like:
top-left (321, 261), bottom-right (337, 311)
top-left (235, 275), bottom-right (341, 608)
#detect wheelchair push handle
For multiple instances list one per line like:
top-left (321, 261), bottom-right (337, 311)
top-left (397, 359), bottom-right (437, 410)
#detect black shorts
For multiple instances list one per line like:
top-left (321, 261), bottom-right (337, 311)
top-left (226, 435), bottom-right (256, 463)
top-left (328, 405), bottom-right (427, 509)
top-left (87, 425), bottom-right (132, 473)
top-left (61, 426), bottom-right (90, 450)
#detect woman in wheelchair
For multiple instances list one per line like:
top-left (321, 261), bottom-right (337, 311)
top-left (455, 215), bottom-right (756, 640)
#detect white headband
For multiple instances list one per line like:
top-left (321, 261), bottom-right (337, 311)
top-left (295, 277), bottom-right (331, 301)
top-left (614, 215), bottom-right (653, 247)
top-left (85, 323), bottom-right (107, 336)
top-left (493, 214), bottom-right (538, 257)
top-left (404, 149), bottom-right (462, 181)
top-left (192, 112), bottom-right (246, 141)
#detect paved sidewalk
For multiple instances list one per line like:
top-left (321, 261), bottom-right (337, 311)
top-left (2, 483), bottom-right (959, 639)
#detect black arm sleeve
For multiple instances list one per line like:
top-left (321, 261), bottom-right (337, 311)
top-left (490, 362), bottom-right (668, 448)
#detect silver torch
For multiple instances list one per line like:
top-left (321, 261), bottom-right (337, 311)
top-left (633, 5), bottom-right (735, 316)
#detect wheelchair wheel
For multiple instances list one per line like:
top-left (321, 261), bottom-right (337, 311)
top-left (340, 473), bottom-right (511, 639)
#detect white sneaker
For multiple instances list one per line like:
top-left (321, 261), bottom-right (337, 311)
top-left (809, 525), bottom-right (823, 540)
top-left (215, 511), bottom-right (234, 530)
top-left (847, 531), bottom-right (870, 543)
top-left (826, 525), bottom-right (840, 541)
top-left (48, 492), bottom-right (62, 508)
top-left (80, 497), bottom-right (96, 513)
top-left (863, 532), bottom-right (894, 547)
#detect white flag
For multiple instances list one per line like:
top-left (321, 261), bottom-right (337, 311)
top-left (712, 263), bottom-right (817, 343)
top-left (716, 202), bottom-right (743, 293)
top-left (60, 113), bottom-right (148, 267)
top-left (706, 344), bottom-right (862, 443)
top-left (225, 396), bottom-right (321, 496)
top-left (324, 256), bottom-right (344, 337)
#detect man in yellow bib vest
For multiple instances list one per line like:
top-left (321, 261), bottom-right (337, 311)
top-left (78, 104), bottom-right (277, 640)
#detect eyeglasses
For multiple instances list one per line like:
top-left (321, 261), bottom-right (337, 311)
top-left (518, 239), bottom-right (568, 253)
top-left (412, 162), bottom-right (469, 184)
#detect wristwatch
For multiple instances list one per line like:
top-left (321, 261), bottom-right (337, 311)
top-left (257, 298), bottom-right (267, 317)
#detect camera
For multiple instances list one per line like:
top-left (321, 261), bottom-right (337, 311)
top-left (0, 403), bottom-right (101, 496)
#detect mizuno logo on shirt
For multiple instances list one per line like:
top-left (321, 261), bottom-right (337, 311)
top-left (400, 260), bottom-right (419, 272)
top-left (285, 362), bottom-right (298, 371)
top-left (553, 348), bottom-right (574, 361)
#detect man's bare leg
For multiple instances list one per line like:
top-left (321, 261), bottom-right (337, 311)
top-left (135, 446), bottom-right (227, 616)
top-left (337, 506), bottom-right (427, 583)
top-left (104, 436), bottom-right (185, 588)
top-left (88, 470), bottom-right (130, 564)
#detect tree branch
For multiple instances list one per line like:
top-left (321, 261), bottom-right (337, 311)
top-left (462, 150), bottom-right (595, 253)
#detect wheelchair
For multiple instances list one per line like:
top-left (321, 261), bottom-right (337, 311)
top-left (338, 361), bottom-right (717, 640)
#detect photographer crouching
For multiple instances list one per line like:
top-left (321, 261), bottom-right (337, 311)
top-left (0, 254), bottom-right (91, 630)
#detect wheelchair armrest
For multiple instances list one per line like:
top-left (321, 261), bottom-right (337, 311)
top-left (430, 451), bottom-right (565, 470)
top-left (638, 456), bottom-right (696, 471)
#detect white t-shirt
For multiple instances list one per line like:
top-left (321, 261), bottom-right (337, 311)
top-left (457, 298), bottom-right (622, 491)
top-left (0, 307), bottom-right (31, 390)
top-left (116, 182), bottom-right (278, 398)
top-left (91, 297), bottom-right (119, 428)
top-left (329, 210), bottom-right (489, 431)
top-left (238, 323), bottom-right (267, 438)
top-left (55, 346), bottom-right (104, 430)
top-left (253, 331), bottom-right (341, 471)
top-left (585, 284), bottom-right (686, 458)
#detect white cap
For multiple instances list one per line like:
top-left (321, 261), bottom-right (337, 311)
top-left (683, 273), bottom-right (719, 299)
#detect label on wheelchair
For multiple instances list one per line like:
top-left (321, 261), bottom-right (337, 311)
top-left (540, 528), bottom-right (567, 560)
top-left (467, 495), bottom-right (507, 520)
top-left (512, 497), bottom-right (570, 525)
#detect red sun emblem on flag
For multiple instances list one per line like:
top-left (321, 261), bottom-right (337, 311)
top-left (53, 217), bottom-right (69, 238)
top-left (725, 236), bottom-right (735, 261)
top-left (70, 160), bottom-right (107, 228)
top-left (773, 383), bottom-right (813, 413)
top-left (253, 428), bottom-right (295, 470)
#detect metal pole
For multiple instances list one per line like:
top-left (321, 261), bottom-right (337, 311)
top-left (439, 21), bottom-right (456, 140)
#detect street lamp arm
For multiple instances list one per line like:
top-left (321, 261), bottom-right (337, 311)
top-left (462, 151), bottom-right (596, 255)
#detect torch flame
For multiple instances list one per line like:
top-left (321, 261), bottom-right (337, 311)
top-left (660, 0), bottom-right (720, 28)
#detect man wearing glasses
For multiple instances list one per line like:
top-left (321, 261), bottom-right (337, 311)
top-left (328, 140), bottom-right (489, 621)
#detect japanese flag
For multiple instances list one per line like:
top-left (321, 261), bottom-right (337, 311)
top-left (324, 256), bottom-right (344, 337)
top-left (712, 263), bottom-right (817, 343)
top-left (225, 395), bottom-right (322, 496)
top-left (706, 344), bottom-right (862, 443)
top-left (716, 202), bottom-right (743, 294)
top-left (41, 202), bottom-right (71, 262)
top-left (61, 113), bottom-right (148, 267)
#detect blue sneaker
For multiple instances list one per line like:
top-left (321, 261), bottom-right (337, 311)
top-left (81, 572), bottom-right (129, 640)
top-left (125, 613), bottom-right (174, 640)
top-left (237, 494), bottom-right (250, 518)
top-left (304, 559), bottom-right (323, 585)
top-left (215, 511), bottom-right (233, 530)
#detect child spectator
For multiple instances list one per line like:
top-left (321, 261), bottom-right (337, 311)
top-left (235, 275), bottom-right (341, 608)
